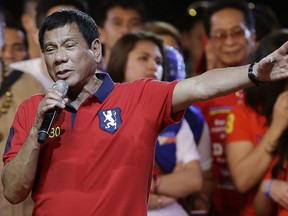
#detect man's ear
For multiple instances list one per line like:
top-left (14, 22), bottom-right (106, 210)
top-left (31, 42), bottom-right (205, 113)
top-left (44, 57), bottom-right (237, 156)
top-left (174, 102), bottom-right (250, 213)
top-left (91, 38), bottom-right (102, 63)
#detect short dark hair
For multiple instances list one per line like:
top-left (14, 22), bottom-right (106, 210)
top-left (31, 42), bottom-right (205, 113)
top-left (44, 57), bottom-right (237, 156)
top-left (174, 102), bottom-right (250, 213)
top-left (107, 31), bottom-right (165, 82)
top-left (203, 0), bottom-right (255, 37)
top-left (38, 8), bottom-right (99, 52)
top-left (35, 0), bottom-right (89, 28)
top-left (93, 0), bottom-right (147, 27)
top-left (1, 7), bottom-right (28, 50)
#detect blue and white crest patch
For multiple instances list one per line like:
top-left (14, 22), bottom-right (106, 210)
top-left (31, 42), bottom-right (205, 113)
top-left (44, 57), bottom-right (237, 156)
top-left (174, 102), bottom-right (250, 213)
top-left (99, 108), bottom-right (122, 134)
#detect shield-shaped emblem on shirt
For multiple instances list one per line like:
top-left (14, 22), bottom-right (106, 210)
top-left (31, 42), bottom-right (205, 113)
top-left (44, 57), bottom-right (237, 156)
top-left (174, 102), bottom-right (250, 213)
top-left (98, 108), bottom-right (122, 134)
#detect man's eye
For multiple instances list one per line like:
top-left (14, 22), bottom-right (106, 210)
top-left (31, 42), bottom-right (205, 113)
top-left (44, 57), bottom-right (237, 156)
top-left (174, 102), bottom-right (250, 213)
top-left (45, 47), bottom-right (55, 53)
top-left (66, 43), bottom-right (75, 48)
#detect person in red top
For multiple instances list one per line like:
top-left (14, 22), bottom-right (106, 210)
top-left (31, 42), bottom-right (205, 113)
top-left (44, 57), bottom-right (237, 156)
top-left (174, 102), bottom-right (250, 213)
top-left (226, 101), bottom-right (269, 216)
top-left (244, 29), bottom-right (288, 216)
top-left (194, 0), bottom-right (257, 214)
top-left (2, 8), bottom-right (288, 216)
top-left (226, 29), bottom-right (288, 216)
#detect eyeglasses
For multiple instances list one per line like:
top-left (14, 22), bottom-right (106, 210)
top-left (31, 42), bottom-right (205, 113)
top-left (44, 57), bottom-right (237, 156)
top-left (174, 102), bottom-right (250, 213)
top-left (211, 26), bottom-right (251, 43)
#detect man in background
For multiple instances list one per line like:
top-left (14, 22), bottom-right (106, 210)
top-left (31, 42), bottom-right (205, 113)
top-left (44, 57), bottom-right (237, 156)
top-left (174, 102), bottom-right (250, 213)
top-left (92, 0), bottom-right (147, 71)
top-left (195, 1), bottom-right (257, 215)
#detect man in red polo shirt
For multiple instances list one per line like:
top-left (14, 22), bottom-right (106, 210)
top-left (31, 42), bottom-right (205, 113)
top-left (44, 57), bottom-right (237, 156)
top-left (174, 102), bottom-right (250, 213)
top-left (2, 8), bottom-right (288, 216)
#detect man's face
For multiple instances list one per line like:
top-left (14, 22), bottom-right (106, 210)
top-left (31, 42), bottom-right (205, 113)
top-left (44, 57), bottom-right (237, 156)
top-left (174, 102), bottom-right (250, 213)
top-left (209, 8), bottom-right (256, 67)
top-left (2, 27), bottom-right (29, 64)
top-left (42, 22), bottom-right (101, 89)
top-left (100, 6), bottom-right (143, 51)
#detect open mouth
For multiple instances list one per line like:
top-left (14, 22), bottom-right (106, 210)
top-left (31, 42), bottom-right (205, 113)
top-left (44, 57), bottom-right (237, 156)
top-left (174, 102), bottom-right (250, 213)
top-left (56, 70), bottom-right (71, 79)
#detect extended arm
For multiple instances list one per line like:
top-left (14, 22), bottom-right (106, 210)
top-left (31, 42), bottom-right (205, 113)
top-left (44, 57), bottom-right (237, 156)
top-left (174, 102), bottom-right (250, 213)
top-left (172, 41), bottom-right (288, 113)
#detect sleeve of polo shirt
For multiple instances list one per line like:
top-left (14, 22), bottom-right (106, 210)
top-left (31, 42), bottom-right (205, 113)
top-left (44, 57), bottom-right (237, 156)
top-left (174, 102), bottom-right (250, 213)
top-left (3, 96), bottom-right (40, 164)
top-left (139, 79), bottom-right (184, 132)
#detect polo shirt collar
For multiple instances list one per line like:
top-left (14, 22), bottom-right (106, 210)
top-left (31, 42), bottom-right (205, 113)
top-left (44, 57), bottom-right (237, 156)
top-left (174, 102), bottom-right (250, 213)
top-left (93, 72), bottom-right (115, 103)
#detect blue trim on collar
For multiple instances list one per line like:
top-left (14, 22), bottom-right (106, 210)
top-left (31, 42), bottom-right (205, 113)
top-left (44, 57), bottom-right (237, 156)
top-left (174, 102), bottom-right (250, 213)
top-left (93, 72), bottom-right (115, 103)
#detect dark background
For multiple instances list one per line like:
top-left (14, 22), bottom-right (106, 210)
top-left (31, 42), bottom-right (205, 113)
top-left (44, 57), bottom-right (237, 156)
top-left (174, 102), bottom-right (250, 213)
top-left (0, 0), bottom-right (286, 30)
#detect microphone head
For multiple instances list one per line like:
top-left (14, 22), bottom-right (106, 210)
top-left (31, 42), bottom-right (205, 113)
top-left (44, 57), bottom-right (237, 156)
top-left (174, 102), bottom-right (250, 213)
top-left (53, 80), bottom-right (68, 97)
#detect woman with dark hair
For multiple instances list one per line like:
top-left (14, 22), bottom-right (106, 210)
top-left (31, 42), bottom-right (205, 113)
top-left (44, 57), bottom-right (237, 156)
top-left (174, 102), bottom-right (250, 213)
top-left (253, 29), bottom-right (288, 216)
top-left (107, 31), bottom-right (204, 216)
top-left (226, 28), bottom-right (288, 216)
top-left (107, 31), bottom-right (166, 82)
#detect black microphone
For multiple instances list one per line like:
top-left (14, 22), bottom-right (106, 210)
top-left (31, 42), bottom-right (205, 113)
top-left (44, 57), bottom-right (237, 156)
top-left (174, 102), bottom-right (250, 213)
top-left (37, 80), bottom-right (68, 144)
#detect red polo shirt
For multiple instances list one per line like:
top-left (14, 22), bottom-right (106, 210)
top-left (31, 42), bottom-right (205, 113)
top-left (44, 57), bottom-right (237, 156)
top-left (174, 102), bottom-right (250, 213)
top-left (3, 73), bottom-right (183, 216)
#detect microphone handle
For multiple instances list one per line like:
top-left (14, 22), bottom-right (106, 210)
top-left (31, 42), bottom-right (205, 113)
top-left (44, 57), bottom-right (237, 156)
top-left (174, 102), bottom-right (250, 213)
top-left (37, 109), bottom-right (58, 144)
